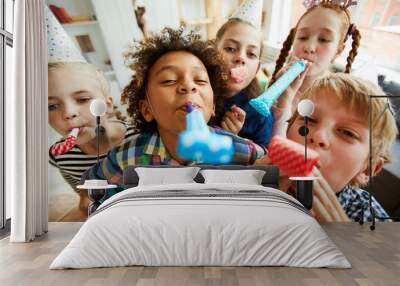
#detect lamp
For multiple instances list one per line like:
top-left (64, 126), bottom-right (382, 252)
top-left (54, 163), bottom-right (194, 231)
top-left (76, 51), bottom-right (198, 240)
top-left (90, 99), bottom-right (107, 164)
top-left (295, 99), bottom-right (315, 210)
top-left (365, 95), bottom-right (400, 230)
top-left (82, 99), bottom-right (110, 215)
top-left (297, 99), bottom-right (315, 166)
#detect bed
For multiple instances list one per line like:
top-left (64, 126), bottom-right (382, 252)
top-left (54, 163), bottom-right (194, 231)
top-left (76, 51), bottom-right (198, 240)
top-left (50, 165), bottom-right (350, 269)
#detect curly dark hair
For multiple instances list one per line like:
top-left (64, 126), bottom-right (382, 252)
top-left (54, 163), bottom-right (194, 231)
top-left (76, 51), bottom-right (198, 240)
top-left (121, 27), bottom-right (228, 133)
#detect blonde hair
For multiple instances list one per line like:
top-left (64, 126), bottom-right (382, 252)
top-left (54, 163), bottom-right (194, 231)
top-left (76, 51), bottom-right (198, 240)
top-left (48, 62), bottom-right (111, 97)
top-left (271, 2), bottom-right (361, 83)
top-left (48, 62), bottom-right (126, 121)
top-left (288, 73), bottom-right (398, 186)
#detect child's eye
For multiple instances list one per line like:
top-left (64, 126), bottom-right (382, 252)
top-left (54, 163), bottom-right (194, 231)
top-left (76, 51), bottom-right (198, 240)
top-left (161, 80), bottom-right (176, 85)
top-left (297, 36), bottom-right (308, 41)
top-left (48, 103), bottom-right (60, 111)
top-left (77, 97), bottom-right (92, 104)
top-left (319, 38), bottom-right (331, 43)
top-left (224, 47), bottom-right (236, 53)
top-left (247, 52), bottom-right (258, 59)
top-left (195, 79), bottom-right (209, 85)
top-left (339, 129), bottom-right (359, 140)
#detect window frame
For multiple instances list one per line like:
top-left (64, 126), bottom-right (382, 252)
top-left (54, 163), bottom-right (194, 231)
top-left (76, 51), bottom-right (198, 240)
top-left (1, 0), bottom-right (14, 232)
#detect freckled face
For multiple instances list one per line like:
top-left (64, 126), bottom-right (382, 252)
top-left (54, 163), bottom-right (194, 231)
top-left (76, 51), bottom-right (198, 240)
top-left (287, 93), bottom-right (369, 192)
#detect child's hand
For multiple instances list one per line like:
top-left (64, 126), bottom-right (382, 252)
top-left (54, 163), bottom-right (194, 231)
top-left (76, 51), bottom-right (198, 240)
top-left (221, 105), bottom-right (246, 135)
top-left (309, 168), bottom-right (350, 222)
top-left (254, 154), bottom-right (272, 165)
top-left (275, 58), bottom-right (312, 108)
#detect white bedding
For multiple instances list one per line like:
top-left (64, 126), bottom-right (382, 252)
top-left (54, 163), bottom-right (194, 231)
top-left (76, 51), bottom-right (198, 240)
top-left (50, 183), bottom-right (351, 269)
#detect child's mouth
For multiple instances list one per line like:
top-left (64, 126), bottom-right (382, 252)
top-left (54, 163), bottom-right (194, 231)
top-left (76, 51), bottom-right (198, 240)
top-left (178, 103), bottom-right (200, 112)
top-left (69, 127), bottom-right (82, 137)
top-left (230, 66), bottom-right (247, 84)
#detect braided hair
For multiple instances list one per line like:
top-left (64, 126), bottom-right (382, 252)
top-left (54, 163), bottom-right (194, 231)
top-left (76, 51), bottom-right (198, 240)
top-left (271, 2), bottom-right (361, 83)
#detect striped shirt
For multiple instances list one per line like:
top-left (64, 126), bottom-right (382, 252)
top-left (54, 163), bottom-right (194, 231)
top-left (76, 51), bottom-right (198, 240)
top-left (49, 123), bottom-right (137, 191)
top-left (85, 127), bottom-right (266, 186)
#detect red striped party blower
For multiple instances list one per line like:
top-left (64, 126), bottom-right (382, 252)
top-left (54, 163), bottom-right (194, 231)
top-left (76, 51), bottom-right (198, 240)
top-left (268, 135), bottom-right (319, 177)
top-left (50, 128), bottom-right (79, 156)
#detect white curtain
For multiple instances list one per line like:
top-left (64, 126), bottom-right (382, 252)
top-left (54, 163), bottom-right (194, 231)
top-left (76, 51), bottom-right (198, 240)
top-left (7, 0), bottom-right (48, 242)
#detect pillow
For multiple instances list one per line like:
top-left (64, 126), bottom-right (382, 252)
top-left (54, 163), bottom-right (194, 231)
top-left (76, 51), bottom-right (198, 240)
top-left (135, 167), bottom-right (200, 186)
top-left (200, 169), bottom-right (266, 185)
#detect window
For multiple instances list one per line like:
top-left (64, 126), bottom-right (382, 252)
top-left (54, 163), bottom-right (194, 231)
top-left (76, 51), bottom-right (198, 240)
top-left (1, 0), bottom-right (14, 233)
top-left (369, 14), bottom-right (381, 27)
top-left (388, 15), bottom-right (399, 26)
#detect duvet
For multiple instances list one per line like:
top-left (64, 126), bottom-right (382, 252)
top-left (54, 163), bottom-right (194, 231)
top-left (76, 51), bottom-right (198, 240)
top-left (50, 183), bottom-right (351, 269)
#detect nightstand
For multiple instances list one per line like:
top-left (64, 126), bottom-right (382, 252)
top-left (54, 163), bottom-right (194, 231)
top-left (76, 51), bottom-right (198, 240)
top-left (77, 183), bottom-right (117, 215)
top-left (289, 176), bottom-right (318, 210)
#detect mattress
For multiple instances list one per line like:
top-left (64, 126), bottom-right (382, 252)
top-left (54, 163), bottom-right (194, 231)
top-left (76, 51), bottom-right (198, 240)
top-left (50, 183), bottom-right (351, 269)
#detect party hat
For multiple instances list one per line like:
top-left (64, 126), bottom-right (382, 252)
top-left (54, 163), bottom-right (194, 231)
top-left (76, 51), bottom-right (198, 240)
top-left (45, 5), bottom-right (86, 63)
top-left (230, 0), bottom-right (263, 29)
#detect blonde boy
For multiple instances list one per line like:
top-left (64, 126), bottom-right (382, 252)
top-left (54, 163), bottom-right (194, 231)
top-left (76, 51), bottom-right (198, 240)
top-left (48, 62), bottom-right (135, 212)
top-left (286, 73), bottom-right (398, 222)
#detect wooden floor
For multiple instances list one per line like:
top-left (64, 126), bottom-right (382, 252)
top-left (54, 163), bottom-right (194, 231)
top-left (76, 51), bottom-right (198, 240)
top-left (0, 223), bottom-right (399, 286)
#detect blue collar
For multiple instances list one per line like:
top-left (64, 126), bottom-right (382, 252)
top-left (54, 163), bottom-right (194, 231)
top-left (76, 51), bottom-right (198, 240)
top-left (225, 91), bottom-right (247, 107)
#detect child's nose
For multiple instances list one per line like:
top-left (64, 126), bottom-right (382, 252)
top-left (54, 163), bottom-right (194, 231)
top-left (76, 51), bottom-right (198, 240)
top-left (234, 54), bottom-right (245, 65)
top-left (233, 51), bottom-right (245, 65)
top-left (63, 104), bottom-right (79, 120)
top-left (177, 81), bottom-right (197, 94)
top-left (303, 41), bottom-right (316, 54)
top-left (309, 128), bottom-right (330, 149)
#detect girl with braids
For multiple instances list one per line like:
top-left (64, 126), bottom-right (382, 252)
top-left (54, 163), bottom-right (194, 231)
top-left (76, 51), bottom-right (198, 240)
top-left (270, 0), bottom-right (361, 119)
top-left (84, 27), bottom-right (265, 190)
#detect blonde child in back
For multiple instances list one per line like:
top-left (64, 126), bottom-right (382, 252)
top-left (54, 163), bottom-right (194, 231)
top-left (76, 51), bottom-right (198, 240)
top-left (48, 63), bottom-right (136, 212)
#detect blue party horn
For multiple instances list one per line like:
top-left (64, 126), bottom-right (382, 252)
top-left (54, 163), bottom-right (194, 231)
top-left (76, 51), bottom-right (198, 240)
top-left (177, 104), bottom-right (234, 164)
top-left (249, 60), bottom-right (307, 116)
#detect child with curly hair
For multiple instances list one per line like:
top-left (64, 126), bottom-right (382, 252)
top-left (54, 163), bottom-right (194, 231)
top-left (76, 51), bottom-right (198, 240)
top-left (84, 27), bottom-right (265, 186)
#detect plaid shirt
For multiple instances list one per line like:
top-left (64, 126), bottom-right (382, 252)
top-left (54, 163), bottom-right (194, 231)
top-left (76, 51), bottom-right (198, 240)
top-left (337, 185), bottom-right (390, 222)
top-left (85, 127), bottom-right (265, 186)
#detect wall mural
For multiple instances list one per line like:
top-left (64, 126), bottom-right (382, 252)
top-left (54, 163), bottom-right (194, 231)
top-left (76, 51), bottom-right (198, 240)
top-left (46, 0), bottom-right (400, 223)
